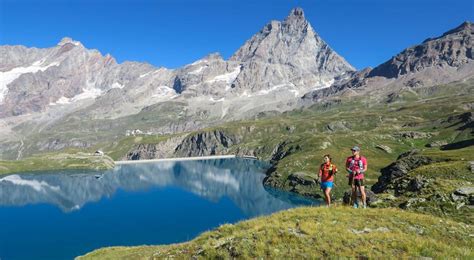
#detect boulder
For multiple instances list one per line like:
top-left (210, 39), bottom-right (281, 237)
top-left (407, 176), bottom-right (426, 192)
top-left (394, 131), bottom-right (432, 139)
top-left (375, 144), bottom-right (392, 154)
top-left (325, 121), bottom-right (351, 132)
top-left (400, 198), bottom-right (427, 209)
top-left (343, 189), bottom-right (378, 206)
top-left (454, 187), bottom-right (474, 196)
top-left (441, 139), bottom-right (474, 150)
top-left (372, 150), bottom-right (438, 193)
top-left (288, 172), bottom-right (317, 186)
top-left (425, 141), bottom-right (448, 148)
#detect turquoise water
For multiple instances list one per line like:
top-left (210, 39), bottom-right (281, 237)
top-left (0, 158), bottom-right (319, 259)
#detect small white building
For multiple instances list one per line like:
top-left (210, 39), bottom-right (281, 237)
top-left (125, 129), bottom-right (144, 136)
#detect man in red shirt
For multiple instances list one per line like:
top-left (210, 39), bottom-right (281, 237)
top-left (317, 154), bottom-right (338, 207)
top-left (346, 146), bottom-right (368, 208)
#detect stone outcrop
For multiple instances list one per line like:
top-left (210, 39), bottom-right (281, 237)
top-left (425, 141), bottom-right (448, 148)
top-left (371, 150), bottom-right (443, 194)
top-left (393, 131), bottom-right (433, 139)
top-left (269, 141), bottom-right (301, 163)
top-left (125, 136), bottom-right (185, 160)
top-left (174, 130), bottom-right (241, 157)
top-left (451, 187), bottom-right (474, 207)
top-left (375, 144), bottom-right (392, 154)
top-left (324, 121), bottom-right (351, 132)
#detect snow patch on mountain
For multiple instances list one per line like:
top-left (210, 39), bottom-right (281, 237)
top-left (72, 87), bottom-right (103, 101)
top-left (151, 86), bottom-right (177, 99)
top-left (206, 66), bottom-right (242, 86)
top-left (49, 87), bottom-right (103, 106)
top-left (238, 90), bottom-right (251, 98)
top-left (50, 96), bottom-right (72, 106)
top-left (139, 71), bottom-right (152, 78)
top-left (312, 79), bottom-right (335, 91)
top-left (209, 97), bottom-right (225, 102)
top-left (0, 60), bottom-right (60, 103)
top-left (189, 65), bottom-right (209, 75)
top-left (190, 59), bottom-right (208, 66)
top-left (111, 82), bottom-right (124, 89)
top-left (257, 83), bottom-right (289, 95)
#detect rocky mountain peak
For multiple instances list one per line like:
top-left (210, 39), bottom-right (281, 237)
top-left (281, 7), bottom-right (310, 37)
top-left (369, 20), bottom-right (473, 78)
top-left (258, 8), bottom-right (306, 36)
top-left (444, 21), bottom-right (472, 36)
top-left (203, 52), bottom-right (224, 61)
top-left (287, 7), bottom-right (305, 20)
top-left (229, 7), bottom-right (354, 75)
top-left (421, 21), bottom-right (473, 43)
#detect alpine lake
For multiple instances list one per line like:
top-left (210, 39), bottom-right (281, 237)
top-left (0, 158), bottom-right (320, 260)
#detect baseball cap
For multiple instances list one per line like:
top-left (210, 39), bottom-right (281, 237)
top-left (351, 146), bottom-right (360, 151)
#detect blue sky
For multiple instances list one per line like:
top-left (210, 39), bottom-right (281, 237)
top-left (1, 0), bottom-right (473, 70)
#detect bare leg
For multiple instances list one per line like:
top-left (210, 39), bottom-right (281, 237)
top-left (351, 184), bottom-right (357, 206)
top-left (324, 188), bottom-right (332, 206)
top-left (360, 185), bottom-right (367, 207)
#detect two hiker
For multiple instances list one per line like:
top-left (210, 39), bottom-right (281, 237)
top-left (316, 146), bottom-right (367, 208)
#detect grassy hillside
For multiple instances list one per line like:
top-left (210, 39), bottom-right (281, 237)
top-left (371, 146), bottom-right (474, 224)
top-left (0, 152), bottom-right (115, 175)
top-left (78, 207), bottom-right (473, 259)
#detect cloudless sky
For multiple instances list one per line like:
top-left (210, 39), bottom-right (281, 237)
top-left (1, 0), bottom-right (473, 69)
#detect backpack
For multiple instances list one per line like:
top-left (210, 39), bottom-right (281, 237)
top-left (348, 156), bottom-right (364, 172)
top-left (321, 163), bottom-right (336, 175)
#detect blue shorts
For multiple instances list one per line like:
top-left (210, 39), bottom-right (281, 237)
top-left (321, 181), bottom-right (334, 190)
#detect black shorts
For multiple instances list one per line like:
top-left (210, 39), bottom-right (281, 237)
top-left (349, 178), bottom-right (364, 187)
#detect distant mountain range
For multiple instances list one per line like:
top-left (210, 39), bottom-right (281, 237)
top-left (302, 21), bottom-right (473, 102)
top-left (0, 8), bottom-right (472, 160)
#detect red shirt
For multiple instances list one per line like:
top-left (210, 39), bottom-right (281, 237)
top-left (319, 162), bottom-right (337, 182)
top-left (346, 156), bottom-right (367, 180)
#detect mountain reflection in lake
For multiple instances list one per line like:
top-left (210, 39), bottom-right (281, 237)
top-left (0, 158), bottom-right (319, 260)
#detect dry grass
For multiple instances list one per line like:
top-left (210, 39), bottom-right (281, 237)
top-left (78, 207), bottom-right (473, 259)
